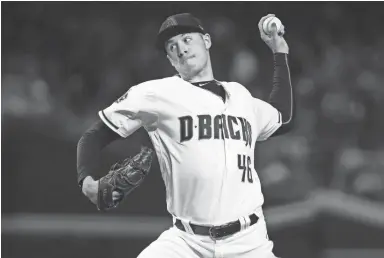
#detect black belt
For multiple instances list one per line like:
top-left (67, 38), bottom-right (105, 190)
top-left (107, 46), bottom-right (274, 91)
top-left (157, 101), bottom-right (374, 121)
top-left (175, 213), bottom-right (259, 239)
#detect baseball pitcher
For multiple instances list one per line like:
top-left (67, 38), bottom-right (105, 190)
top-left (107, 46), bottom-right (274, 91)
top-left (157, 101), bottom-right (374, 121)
top-left (77, 13), bottom-right (294, 258)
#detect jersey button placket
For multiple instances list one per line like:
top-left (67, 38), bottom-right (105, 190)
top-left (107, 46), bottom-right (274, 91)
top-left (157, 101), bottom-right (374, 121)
top-left (221, 89), bottom-right (230, 174)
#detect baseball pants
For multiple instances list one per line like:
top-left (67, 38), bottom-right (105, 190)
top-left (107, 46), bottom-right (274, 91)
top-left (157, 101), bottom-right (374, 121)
top-left (137, 212), bottom-right (278, 258)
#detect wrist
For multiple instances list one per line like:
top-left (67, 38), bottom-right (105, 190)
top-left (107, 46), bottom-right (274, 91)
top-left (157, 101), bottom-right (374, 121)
top-left (274, 49), bottom-right (289, 54)
top-left (85, 175), bottom-right (96, 183)
top-left (273, 53), bottom-right (288, 65)
top-left (82, 176), bottom-right (96, 190)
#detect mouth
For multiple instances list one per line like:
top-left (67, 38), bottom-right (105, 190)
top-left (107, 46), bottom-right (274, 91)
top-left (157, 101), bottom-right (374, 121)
top-left (182, 55), bottom-right (195, 62)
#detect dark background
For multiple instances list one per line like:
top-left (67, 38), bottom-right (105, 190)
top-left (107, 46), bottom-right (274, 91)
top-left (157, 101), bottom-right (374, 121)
top-left (2, 2), bottom-right (384, 258)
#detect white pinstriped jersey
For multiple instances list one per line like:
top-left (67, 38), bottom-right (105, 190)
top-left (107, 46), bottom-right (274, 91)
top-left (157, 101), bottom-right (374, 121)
top-left (99, 76), bottom-right (282, 225)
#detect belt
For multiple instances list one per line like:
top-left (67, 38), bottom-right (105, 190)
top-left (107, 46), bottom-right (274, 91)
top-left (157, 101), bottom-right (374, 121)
top-left (175, 213), bottom-right (259, 239)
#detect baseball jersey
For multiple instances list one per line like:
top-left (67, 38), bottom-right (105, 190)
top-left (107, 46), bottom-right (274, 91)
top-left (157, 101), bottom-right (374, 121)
top-left (99, 76), bottom-right (282, 225)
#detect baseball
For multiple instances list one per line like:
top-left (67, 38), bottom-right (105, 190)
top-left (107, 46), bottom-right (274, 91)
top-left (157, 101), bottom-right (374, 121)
top-left (262, 17), bottom-right (283, 35)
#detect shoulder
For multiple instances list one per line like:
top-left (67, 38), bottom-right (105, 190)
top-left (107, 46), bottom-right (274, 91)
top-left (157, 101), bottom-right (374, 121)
top-left (220, 81), bottom-right (253, 97)
top-left (220, 80), bottom-right (270, 107)
top-left (120, 76), bottom-right (178, 100)
top-left (130, 76), bottom-right (180, 95)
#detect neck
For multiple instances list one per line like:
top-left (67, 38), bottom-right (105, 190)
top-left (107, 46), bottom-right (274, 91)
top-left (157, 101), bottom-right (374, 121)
top-left (181, 56), bottom-right (214, 83)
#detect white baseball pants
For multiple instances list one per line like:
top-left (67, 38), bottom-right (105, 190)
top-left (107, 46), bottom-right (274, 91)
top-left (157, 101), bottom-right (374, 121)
top-left (137, 214), bottom-right (278, 258)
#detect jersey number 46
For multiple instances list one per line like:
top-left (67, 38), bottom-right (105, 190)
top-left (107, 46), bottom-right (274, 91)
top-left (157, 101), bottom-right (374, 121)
top-left (238, 154), bottom-right (253, 183)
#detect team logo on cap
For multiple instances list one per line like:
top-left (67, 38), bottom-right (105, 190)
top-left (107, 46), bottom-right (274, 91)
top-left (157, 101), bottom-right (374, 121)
top-left (161, 17), bottom-right (177, 30)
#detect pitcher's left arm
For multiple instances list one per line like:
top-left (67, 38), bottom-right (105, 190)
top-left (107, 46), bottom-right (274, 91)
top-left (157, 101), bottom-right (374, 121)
top-left (268, 52), bottom-right (295, 137)
top-left (258, 14), bottom-right (295, 137)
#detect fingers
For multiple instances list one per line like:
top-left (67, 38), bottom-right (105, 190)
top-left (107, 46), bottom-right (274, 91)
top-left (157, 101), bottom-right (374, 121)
top-left (258, 13), bottom-right (275, 37)
top-left (270, 23), bottom-right (286, 38)
top-left (270, 23), bottom-right (278, 38)
top-left (258, 13), bottom-right (275, 33)
top-left (260, 19), bottom-right (286, 43)
top-left (112, 191), bottom-right (122, 202)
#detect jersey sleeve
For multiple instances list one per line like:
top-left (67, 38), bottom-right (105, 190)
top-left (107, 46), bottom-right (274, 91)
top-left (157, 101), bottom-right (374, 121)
top-left (253, 98), bottom-right (282, 141)
top-left (98, 85), bottom-right (158, 138)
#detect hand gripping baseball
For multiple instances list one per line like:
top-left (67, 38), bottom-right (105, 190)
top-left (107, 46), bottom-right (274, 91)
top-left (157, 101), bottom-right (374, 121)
top-left (97, 146), bottom-right (154, 211)
top-left (258, 14), bottom-right (289, 54)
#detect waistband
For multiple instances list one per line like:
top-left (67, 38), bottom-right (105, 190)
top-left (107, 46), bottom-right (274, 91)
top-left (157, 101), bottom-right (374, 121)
top-left (174, 213), bottom-right (259, 239)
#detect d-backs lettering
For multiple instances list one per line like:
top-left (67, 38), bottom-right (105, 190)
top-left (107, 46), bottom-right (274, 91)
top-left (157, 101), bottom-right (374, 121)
top-left (179, 114), bottom-right (252, 147)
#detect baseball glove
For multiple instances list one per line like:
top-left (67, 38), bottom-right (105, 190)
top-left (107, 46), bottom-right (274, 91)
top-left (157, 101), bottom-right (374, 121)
top-left (97, 146), bottom-right (154, 211)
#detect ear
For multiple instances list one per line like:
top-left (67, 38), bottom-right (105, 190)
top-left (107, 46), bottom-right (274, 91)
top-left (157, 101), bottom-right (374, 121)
top-left (202, 33), bottom-right (212, 50)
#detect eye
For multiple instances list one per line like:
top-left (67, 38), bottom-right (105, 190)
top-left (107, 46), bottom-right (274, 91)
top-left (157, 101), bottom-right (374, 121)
top-left (184, 36), bottom-right (192, 43)
top-left (169, 44), bottom-right (176, 52)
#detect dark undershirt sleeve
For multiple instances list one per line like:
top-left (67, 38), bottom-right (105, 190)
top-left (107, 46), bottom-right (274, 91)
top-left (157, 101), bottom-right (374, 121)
top-left (268, 53), bottom-right (295, 137)
top-left (77, 119), bottom-right (122, 188)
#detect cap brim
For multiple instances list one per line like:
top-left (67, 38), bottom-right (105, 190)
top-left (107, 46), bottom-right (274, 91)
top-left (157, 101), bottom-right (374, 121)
top-left (156, 26), bottom-right (205, 51)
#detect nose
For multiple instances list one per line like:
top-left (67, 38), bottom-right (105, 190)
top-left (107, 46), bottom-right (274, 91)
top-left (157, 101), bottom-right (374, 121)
top-left (177, 43), bottom-right (188, 58)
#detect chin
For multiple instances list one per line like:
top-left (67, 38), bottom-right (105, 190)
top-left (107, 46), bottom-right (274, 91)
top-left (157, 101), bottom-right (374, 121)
top-left (182, 68), bottom-right (202, 80)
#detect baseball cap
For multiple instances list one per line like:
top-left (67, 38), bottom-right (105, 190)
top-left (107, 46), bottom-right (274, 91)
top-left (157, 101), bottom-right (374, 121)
top-left (156, 13), bottom-right (206, 51)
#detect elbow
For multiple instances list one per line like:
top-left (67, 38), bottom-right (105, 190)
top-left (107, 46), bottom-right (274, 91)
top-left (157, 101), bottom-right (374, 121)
top-left (77, 133), bottom-right (85, 150)
top-left (282, 114), bottom-right (296, 132)
top-left (77, 131), bottom-right (91, 155)
top-left (77, 122), bottom-right (101, 151)
top-left (284, 119), bottom-right (295, 133)
top-left (271, 117), bottom-right (295, 137)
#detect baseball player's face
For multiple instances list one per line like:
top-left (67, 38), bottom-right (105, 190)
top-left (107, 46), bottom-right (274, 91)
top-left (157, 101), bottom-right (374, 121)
top-left (166, 32), bottom-right (212, 79)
